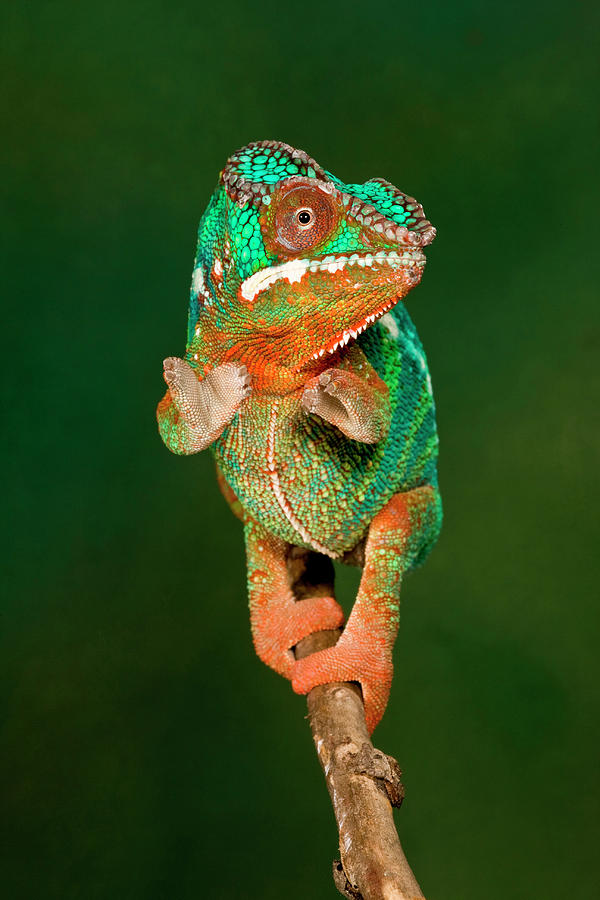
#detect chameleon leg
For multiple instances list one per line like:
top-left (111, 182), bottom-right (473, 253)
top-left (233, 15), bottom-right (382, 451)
top-left (292, 485), bottom-right (441, 733)
top-left (245, 517), bottom-right (345, 680)
top-left (157, 358), bottom-right (251, 455)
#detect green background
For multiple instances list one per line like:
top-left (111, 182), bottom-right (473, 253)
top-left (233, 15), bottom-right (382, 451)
top-left (3, 1), bottom-right (599, 897)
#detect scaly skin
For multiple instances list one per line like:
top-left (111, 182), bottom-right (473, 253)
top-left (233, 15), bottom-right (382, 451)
top-left (157, 141), bottom-right (442, 732)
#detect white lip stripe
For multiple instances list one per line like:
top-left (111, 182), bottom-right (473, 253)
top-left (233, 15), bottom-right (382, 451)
top-left (267, 401), bottom-right (337, 558)
top-left (240, 251), bottom-right (424, 303)
top-left (241, 258), bottom-right (309, 301)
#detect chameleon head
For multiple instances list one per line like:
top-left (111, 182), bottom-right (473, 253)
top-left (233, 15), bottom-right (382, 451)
top-left (188, 140), bottom-right (435, 372)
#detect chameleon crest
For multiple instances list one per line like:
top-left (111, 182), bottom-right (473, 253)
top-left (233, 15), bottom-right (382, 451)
top-left (158, 140), bottom-right (441, 733)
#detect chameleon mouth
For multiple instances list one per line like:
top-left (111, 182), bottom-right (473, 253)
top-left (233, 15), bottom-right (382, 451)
top-left (239, 249), bottom-right (424, 303)
top-left (305, 250), bottom-right (426, 359)
top-left (310, 295), bottom-right (401, 359)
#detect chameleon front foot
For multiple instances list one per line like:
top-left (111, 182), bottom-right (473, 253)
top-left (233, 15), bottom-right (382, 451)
top-left (301, 357), bottom-right (390, 443)
top-left (157, 358), bottom-right (251, 455)
top-left (291, 634), bottom-right (393, 734)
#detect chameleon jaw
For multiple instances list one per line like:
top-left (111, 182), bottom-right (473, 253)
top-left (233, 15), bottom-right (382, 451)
top-left (301, 251), bottom-right (425, 362)
top-left (239, 249), bottom-right (424, 304)
top-left (309, 296), bottom-right (401, 360)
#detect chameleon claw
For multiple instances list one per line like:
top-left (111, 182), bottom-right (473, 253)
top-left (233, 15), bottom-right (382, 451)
top-left (301, 386), bottom-right (320, 415)
top-left (229, 363), bottom-right (252, 398)
top-left (162, 356), bottom-right (184, 385)
top-left (238, 364), bottom-right (252, 398)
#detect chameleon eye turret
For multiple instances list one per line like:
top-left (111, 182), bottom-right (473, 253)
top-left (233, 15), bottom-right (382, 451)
top-left (157, 140), bottom-right (441, 733)
top-left (266, 178), bottom-right (339, 254)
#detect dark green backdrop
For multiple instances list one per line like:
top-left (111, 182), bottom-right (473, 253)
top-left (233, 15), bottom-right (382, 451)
top-left (3, 1), bottom-right (599, 897)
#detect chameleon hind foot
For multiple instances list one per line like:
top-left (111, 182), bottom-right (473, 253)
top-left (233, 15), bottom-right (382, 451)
top-left (245, 519), bottom-right (344, 680)
top-left (292, 485), bottom-right (440, 733)
top-left (252, 594), bottom-right (345, 680)
top-left (292, 632), bottom-right (393, 734)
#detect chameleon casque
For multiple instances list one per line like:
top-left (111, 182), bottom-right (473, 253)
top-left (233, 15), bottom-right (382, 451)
top-left (157, 140), bottom-right (442, 733)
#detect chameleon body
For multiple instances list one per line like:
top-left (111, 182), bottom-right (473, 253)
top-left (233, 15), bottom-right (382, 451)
top-left (157, 141), bottom-right (442, 732)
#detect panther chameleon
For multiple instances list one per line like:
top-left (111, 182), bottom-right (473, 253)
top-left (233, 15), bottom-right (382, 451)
top-left (157, 140), bottom-right (442, 733)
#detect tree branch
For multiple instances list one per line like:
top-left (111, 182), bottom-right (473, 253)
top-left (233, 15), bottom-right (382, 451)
top-left (288, 548), bottom-right (425, 900)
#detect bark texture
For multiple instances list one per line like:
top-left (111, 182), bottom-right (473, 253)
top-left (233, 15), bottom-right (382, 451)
top-left (288, 548), bottom-right (425, 900)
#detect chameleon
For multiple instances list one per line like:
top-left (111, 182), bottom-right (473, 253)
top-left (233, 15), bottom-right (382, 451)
top-left (157, 140), bottom-right (442, 733)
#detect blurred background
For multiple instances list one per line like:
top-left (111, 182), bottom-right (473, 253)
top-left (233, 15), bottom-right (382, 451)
top-left (2, 1), bottom-right (599, 897)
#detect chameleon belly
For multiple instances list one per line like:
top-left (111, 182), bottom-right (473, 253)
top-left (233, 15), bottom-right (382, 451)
top-left (214, 303), bottom-right (440, 558)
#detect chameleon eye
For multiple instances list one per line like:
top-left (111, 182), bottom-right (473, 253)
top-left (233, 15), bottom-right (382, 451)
top-left (297, 209), bottom-right (312, 226)
top-left (267, 181), bottom-right (338, 254)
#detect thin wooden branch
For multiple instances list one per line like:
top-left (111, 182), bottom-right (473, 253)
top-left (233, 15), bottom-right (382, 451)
top-left (288, 547), bottom-right (425, 900)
